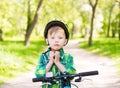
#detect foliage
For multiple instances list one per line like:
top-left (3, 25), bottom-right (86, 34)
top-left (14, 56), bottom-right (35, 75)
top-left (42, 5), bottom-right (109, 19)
top-left (0, 0), bottom-right (119, 39)
top-left (98, 0), bottom-right (120, 37)
top-left (0, 0), bottom-right (27, 37)
top-left (0, 39), bottom-right (46, 84)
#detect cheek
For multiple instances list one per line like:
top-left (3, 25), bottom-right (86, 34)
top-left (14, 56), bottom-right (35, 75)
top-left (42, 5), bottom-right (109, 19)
top-left (47, 39), bottom-right (54, 45)
top-left (60, 39), bottom-right (67, 45)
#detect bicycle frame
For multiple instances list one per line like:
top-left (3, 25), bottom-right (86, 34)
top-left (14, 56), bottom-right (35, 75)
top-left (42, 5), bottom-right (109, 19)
top-left (32, 70), bottom-right (98, 88)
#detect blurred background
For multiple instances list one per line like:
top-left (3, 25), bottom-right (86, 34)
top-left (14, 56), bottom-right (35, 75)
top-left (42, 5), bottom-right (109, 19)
top-left (0, 0), bottom-right (120, 85)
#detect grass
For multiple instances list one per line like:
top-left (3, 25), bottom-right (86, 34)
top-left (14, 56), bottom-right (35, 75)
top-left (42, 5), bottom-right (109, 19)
top-left (1, 37), bottom-right (120, 84)
top-left (0, 39), bottom-right (46, 84)
top-left (79, 37), bottom-right (120, 73)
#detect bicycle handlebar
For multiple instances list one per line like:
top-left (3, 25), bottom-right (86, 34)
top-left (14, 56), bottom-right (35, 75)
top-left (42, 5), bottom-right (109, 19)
top-left (32, 70), bottom-right (98, 82)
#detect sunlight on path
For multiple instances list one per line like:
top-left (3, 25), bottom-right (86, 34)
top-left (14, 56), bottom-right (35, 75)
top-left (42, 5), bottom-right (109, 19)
top-left (0, 69), bottom-right (40, 88)
top-left (64, 39), bottom-right (120, 88)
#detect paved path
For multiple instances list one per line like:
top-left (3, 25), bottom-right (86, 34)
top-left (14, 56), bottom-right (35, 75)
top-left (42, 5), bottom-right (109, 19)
top-left (0, 39), bottom-right (120, 88)
top-left (64, 40), bottom-right (120, 88)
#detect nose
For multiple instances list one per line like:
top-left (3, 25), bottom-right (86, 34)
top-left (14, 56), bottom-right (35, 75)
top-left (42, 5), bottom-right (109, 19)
top-left (54, 38), bottom-right (59, 43)
top-left (55, 40), bottom-right (58, 43)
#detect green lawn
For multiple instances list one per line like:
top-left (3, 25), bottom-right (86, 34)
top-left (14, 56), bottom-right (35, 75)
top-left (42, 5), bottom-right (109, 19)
top-left (0, 39), bottom-right (46, 84)
top-left (80, 37), bottom-right (120, 73)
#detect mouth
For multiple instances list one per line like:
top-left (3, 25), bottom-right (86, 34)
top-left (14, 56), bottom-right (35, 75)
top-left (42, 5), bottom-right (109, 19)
top-left (54, 44), bottom-right (59, 46)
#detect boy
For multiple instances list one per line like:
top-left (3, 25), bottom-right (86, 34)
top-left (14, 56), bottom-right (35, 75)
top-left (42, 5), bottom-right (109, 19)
top-left (35, 20), bottom-right (76, 88)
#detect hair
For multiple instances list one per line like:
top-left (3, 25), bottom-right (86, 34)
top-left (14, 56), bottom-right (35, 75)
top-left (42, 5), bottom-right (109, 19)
top-left (44, 20), bottom-right (69, 39)
top-left (48, 26), bottom-right (64, 36)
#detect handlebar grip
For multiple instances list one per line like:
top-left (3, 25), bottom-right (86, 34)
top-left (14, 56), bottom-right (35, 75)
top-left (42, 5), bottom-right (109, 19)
top-left (78, 70), bottom-right (99, 76)
top-left (32, 77), bottom-right (45, 82)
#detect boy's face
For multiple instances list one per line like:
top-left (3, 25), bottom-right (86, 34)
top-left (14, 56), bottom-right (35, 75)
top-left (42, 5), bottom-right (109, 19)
top-left (46, 27), bottom-right (67, 51)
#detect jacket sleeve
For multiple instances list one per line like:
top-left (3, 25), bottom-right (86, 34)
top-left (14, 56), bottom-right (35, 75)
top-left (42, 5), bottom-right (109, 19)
top-left (64, 54), bottom-right (76, 74)
top-left (35, 54), bottom-right (46, 78)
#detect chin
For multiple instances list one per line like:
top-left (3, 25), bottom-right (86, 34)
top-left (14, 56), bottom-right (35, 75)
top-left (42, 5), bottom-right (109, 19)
top-left (52, 48), bottom-right (61, 51)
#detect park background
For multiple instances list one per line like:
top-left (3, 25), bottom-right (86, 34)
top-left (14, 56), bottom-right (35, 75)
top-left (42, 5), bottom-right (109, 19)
top-left (0, 0), bottom-right (120, 85)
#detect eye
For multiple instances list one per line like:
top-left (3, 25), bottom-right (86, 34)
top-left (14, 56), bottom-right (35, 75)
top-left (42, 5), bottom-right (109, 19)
top-left (59, 37), bottom-right (63, 39)
top-left (51, 37), bottom-right (54, 39)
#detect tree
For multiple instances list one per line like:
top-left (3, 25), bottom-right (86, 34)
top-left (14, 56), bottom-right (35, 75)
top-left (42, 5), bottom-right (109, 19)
top-left (0, 29), bottom-right (3, 41)
top-left (118, 8), bottom-right (120, 40)
top-left (116, 0), bottom-right (120, 40)
top-left (107, 3), bottom-right (114, 37)
top-left (71, 23), bottom-right (75, 39)
top-left (24, 0), bottom-right (43, 46)
top-left (111, 20), bottom-right (117, 37)
top-left (88, 0), bottom-right (98, 46)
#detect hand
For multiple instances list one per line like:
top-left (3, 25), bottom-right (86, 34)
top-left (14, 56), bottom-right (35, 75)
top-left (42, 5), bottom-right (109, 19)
top-left (53, 51), bottom-right (66, 72)
top-left (49, 51), bottom-right (55, 63)
top-left (46, 51), bottom-right (55, 72)
top-left (54, 51), bottom-right (60, 63)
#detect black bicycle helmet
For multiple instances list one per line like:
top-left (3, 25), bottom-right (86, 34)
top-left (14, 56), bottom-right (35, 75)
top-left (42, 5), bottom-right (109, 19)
top-left (44, 20), bottom-right (69, 39)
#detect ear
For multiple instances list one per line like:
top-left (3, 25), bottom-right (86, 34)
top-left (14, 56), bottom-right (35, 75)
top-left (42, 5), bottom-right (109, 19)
top-left (64, 39), bottom-right (68, 45)
top-left (45, 39), bottom-right (49, 45)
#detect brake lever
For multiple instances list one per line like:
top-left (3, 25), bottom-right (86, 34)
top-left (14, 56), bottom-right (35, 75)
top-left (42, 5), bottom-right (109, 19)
top-left (75, 76), bottom-right (82, 82)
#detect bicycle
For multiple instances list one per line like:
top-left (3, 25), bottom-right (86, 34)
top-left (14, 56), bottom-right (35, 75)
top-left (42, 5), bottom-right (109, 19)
top-left (32, 70), bottom-right (98, 88)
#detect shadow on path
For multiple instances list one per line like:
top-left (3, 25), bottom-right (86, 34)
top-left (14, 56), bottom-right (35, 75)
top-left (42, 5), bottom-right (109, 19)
top-left (0, 39), bottom-right (120, 88)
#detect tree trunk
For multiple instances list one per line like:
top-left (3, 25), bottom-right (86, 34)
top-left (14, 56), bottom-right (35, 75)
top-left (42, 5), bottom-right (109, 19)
top-left (112, 20), bottom-right (117, 38)
top-left (118, 29), bottom-right (120, 40)
top-left (112, 29), bottom-right (116, 38)
top-left (24, 0), bottom-right (43, 46)
top-left (0, 29), bottom-right (3, 41)
top-left (27, 0), bottom-right (31, 30)
top-left (118, 2), bottom-right (120, 40)
top-left (119, 18), bottom-right (120, 40)
top-left (71, 23), bottom-right (75, 39)
top-left (88, 0), bottom-right (98, 46)
top-left (88, 8), bottom-right (95, 46)
top-left (107, 5), bottom-right (114, 37)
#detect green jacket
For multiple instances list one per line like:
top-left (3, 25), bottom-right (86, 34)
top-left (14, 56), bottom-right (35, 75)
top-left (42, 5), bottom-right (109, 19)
top-left (35, 48), bottom-right (76, 88)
